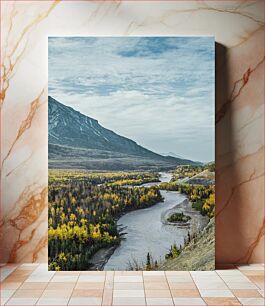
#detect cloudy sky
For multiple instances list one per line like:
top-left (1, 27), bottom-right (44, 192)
top-left (49, 37), bottom-right (214, 162)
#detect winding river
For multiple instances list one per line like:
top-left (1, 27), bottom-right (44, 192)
top-left (104, 172), bottom-right (208, 270)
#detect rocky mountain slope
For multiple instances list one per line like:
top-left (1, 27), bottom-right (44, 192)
top-left (158, 218), bottom-right (215, 271)
top-left (48, 96), bottom-right (198, 170)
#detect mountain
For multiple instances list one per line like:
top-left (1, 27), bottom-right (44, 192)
top-left (160, 152), bottom-right (181, 158)
top-left (160, 152), bottom-right (188, 159)
top-left (48, 96), bottom-right (198, 170)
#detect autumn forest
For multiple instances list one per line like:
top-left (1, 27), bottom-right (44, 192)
top-left (48, 165), bottom-right (215, 271)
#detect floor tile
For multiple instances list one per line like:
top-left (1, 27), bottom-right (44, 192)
top-left (40, 289), bottom-right (72, 298)
top-left (191, 271), bottom-right (218, 277)
top-left (191, 275), bottom-right (224, 281)
top-left (168, 282), bottom-right (197, 289)
top-left (240, 270), bottom-right (264, 276)
top-left (0, 290), bottom-right (15, 305)
top-left (12, 271), bottom-right (35, 279)
top-left (112, 296), bottom-right (146, 305)
top-left (170, 289), bottom-right (200, 297)
top-left (258, 290), bottom-right (264, 297)
top-left (78, 275), bottom-right (105, 282)
top-left (19, 282), bottom-right (48, 290)
top-left (50, 275), bottom-right (78, 283)
top-left (80, 271), bottom-right (105, 275)
top-left (173, 297), bottom-right (206, 305)
top-left (0, 264), bottom-right (19, 268)
top-left (37, 264), bottom-right (49, 270)
top-left (246, 275), bottom-right (264, 283)
top-left (72, 289), bottom-right (103, 297)
top-left (104, 277), bottom-right (114, 289)
top-left (237, 264), bottom-right (264, 271)
top-left (102, 289), bottom-right (112, 306)
top-left (68, 297), bottom-right (102, 305)
top-left (216, 270), bottom-right (243, 276)
top-left (165, 271), bottom-right (190, 276)
top-left (166, 276), bottom-right (193, 283)
top-left (0, 266), bottom-right (19, 282)
top-left (75, 282), bottom-right (104, 290)
top-left (232, 289), bottom-right (262, 298)
top-left (105, 271), bottom-right (115, 279)
top-left (0, 282), bottom-right (22, 290)
top-left (255, 282), bottom-right (264, 290)
top-left (0, 289), bottom-right (15, 298)
top-left (219, 275), bottom-right (251, 282)
top-left (114, 275), bottom-right (143, 283)
top-left (225, 282), bottom-right (258, 289)
top-left (143, 271), bottom-right (165, 276)
top-left (1, 297), bottom-right (10, 305)
top-left (113, 290), bottom-right (145, 298)
top-left (27, 269), bottom-right (54, 277)
top-left (1, 263), bottom-right (264, 305)
top-left (114, 282), bottom-right (144, 290)
top-left (145, 290), bottom-right (172, 298)
top-left (55, 271), bottom-right (80, 276)
top-left (37, 298), bottom-right (69, 305)
top-left (104, 281), bottom-right (114, 290)
top-left (195, 281), bottom-right (228, 290)
top-left (146, 297), bottom-right (174, 305)
top-left (203, 297), bottom-right (242, 305)
top-left (115, 271), bottom-right (142, 276)
top-left (6, 297), bottom-right (38, 305)
top-left (45, 282), bottom-right (76, 290)
top-left (199, 289), bottom-right (234, 297)
top-left (12, 289), bottom-right (44, 298)
top-left (3, 275), bottom-right (28, 283)
top-left (18, 264), bottom-right (39, 270)
top-left (238, 297), bottom-right (265, 305)
top-left (144, 282), bottom-right (169, 290)
top-left (144, 276), bottom-right (167, 282)
top-left (25, 276), bottom-right (54, 283)
top-left (4, 270), bottom-right (31, 277)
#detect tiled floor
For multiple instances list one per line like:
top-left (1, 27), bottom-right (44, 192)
top-left (0, 264), bottom-right (264, 305)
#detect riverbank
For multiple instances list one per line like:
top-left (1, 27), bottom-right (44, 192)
top-left (88, 188), bottom-right (164, 270)
top-left (89, 172), bottom-right (209, 271)
top-left (87, 246), bottom-right (117, 270)
top-left (88, 173), bottom-right (171, 270)
top-left (161, 198), bottom-right (209, 232)
top-left (161, 199), bottom-right (190, 226)
top-left (104, 190), bottom-right (193, 270)
top-left (158, 218), bottom-right (215, 271)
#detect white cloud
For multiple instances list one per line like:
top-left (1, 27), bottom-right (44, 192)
top-left (49, 37), bottom-right (214, 162)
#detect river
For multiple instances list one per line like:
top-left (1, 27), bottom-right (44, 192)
top-left (104, 172), bottom-right (208, 270)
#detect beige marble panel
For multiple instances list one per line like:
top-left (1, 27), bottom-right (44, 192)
top-left (0, 0), bottom-right (264, 264)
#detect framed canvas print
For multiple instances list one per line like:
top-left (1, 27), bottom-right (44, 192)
top-left (48, 37), bottom-right (215, 271)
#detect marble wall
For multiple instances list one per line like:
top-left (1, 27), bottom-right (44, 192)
top-left (0, 1), bottom-right (264, 264)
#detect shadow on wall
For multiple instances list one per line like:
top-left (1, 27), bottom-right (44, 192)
top-left (214, 41), bottom-right (263, 265)
top-left (215, 42), bottom-right (230, 265)
top-left (215, 42), bottom-right (246, 265)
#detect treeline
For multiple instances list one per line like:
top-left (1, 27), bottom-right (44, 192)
top-left (48, 172), bottom-right (162, 270)
top-left (49, 170), bottom-right (160, 185)
top-left (172, 165), bottom-right (205, 180)
top-left (172, 163), bottom-right (215, 180)
top-left (160, 182), bottom-right (215, 218)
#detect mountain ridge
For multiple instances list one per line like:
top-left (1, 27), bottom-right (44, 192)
top-left (48, 96), bottom-right (199, 170)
